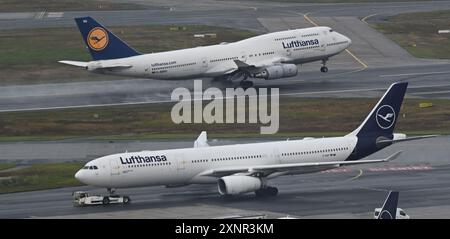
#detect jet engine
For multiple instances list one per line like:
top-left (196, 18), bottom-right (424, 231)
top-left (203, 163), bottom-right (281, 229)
top-left (253, 64), bottom-right (298, 80)
top-left (217, 175), bottom-right (264, 195)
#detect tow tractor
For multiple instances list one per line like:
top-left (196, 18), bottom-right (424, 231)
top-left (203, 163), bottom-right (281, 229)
top-left (72, 191), bottom-right (131, 207)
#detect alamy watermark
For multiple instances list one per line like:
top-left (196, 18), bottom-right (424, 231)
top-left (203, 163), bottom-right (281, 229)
top-left (171, 80), bottom-right (279, 134)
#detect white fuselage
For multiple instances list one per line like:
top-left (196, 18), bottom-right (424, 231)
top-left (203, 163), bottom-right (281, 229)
top-left (75, 135), bottom-right (357, 188)
top-left (92, 26), bottom-right (351, 80)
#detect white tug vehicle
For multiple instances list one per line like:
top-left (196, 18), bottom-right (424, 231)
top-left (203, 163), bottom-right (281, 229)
top-left (72, 191), bottom-right (131, 207)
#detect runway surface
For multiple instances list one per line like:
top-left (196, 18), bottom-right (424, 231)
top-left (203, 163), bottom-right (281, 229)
top-left (0, 136), bottom-right (448, 219)
top-left (1, 1), bottom-right (450, 112)
top-left (2, 1), bottom-right (450, 30)
top-left (1, 1), bottom-right (450, 219)
top-left (0, 1), bottom-right (449, 112)
top-left (1, 64), bottom-right (450, 113)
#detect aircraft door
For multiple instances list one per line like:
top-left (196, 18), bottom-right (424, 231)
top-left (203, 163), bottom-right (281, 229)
top-left (318, 30), bottom-right (327, 52)
top-left (110, 158), bottom-right (120, 175)
top-left (201, 57), bottom-right (208, 68)
top-left (286, 48), bottom-right (292, 57)
top-left (273, 148), bottom-right (282, 164)
top-left (176, 154), bottom-right (186, 171)
top-left (240, 51), bottom-right (247, 62)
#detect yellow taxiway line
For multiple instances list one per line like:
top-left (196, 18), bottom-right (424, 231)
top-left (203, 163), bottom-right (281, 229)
top-left (303, 12), bottom-right (368, 69)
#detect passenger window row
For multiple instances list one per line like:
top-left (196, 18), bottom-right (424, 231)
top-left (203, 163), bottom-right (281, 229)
top-left (301, 33), bottom-right (319, 37)
top-left (192, 159), bottom-right (208, 163)
top-left (275, 36), bottom-right (296, 41)
top-left (127, 162), bottom-right (171, 168)
top-left (293, 45), bottom-right (319, 51)
top-left (210, 56), bottom-right (239, 62)
top-left (249, 51), bottom-right (275, 57)
top-left (211, 155), bottom-right (262, 162)
top-left (152, 62), bottom-right (196, 70)
top-left (282, 147), bottom-right (349, 156)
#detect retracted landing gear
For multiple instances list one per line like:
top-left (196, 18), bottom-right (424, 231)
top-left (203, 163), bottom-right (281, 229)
top-left (320, 58), bottom-right (329, 73)
top-left (255, 186), bottom-right (278, 197)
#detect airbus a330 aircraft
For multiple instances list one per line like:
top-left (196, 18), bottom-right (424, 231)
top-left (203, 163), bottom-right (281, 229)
top-left (59, 17), bottom-right (351, 87)
top-left (75, 82), bottom-right (434, 198)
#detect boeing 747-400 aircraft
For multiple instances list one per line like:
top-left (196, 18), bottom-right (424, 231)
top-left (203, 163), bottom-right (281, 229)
top-left (75, 82), bottom-right (434, 198)
top-left (60, 17), bottom-right (351, 87)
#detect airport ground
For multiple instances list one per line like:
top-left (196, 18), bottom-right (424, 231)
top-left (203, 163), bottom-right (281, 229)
top-left (0, 136), bottom-right (449, 218)
top-left (1, 0), bottom-right (450, 218)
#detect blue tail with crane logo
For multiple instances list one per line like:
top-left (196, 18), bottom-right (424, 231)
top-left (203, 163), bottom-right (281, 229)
top-left (74, 16), bottom-right (141, 60)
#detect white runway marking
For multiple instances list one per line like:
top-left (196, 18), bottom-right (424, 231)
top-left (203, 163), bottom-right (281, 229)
top-left (409, 90), bottom-right (450, 95)
top-left (380, 71), bottom-right (450, 77)
top-left (1, 84), bottom-right (450, 113)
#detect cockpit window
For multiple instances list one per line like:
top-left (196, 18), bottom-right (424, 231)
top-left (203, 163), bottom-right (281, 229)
top-left (83, 165), bottom-right (98, 170)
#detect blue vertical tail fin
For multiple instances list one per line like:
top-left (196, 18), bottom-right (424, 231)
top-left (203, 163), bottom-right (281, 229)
top-left (345, 82), bottom-right (408, 160)
top-left (377, 191), bottom-right (399, 219)
top-left (348, 82), bottom-right (408, 138)
top-left (74, 16), bottom-right (141, 60)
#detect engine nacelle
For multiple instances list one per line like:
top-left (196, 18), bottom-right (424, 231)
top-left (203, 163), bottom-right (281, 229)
top-left (217, 176), bottom-right (263, 195)
top-left (253, 64), bottom-right (298, 80)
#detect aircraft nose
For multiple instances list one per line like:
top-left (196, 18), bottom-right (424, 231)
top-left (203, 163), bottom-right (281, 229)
top-left (341, 34), bottom-right (351, 47)
top-left (346, 36), bottom-right (352, 46)
top-left (75, 170), bottom-right (87, 184)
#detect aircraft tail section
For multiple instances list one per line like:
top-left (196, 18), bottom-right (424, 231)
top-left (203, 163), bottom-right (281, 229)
top-left (377, 191), bottom-right (399, 219)
top-left (74, 17), bottom-right (141, 60)
top-left (348, 82), bottom-right (408, 138)
top-left (346, 82), bottom-right (408, 160)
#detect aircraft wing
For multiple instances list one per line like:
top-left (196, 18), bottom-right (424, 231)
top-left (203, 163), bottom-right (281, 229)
top-left (233, 60), bottom-right (260, 74)
top-left (199, 151), bottom-right (402, 178)
top-left (232, 58), bottom-right (286, 75)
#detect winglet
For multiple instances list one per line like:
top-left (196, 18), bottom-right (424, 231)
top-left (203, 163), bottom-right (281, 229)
top-left (194, 131), bottom-right (209, 148)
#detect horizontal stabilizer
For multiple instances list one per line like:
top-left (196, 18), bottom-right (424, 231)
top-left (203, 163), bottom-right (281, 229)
top-left (96, 64), bottom-right (132, 69)
top-left (58, 60), bottom-right (131, 70)
top-left (58, 60), bottom-right (88, 67)
top-left (378, 135), bottom-right (437, 144)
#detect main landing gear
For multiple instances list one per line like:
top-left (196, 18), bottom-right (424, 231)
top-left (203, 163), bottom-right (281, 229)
top-left (240, 80), bottom-right (254, 88)
top-left (320, 58), bottom-right (329, 73)
top-left (255, 186), bottom-right (278, 197)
